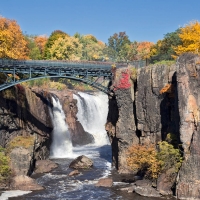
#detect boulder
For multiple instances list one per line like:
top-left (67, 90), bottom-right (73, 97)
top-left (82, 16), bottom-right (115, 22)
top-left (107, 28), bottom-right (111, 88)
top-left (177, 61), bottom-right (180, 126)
top-left (10, 175), bottom-right (44, 191)
top-left (157, 169), bottom-right (176, 196)
top-left (96, 178), bottom-right (113, 187)
top-left (68, 170), bottom-right (80, 176)
top-left (69, 155), bottom-right (93, 169)
top-left (134, 185), bottom-right (161, 197)
top-left (119, 185), bottom-right (136, 193)
top-left (34, 160), bottom-right (58, 174)
top-left (9, 147), bottom-right (33, 176)
top-left (134, 179), bottom-right (152, 187)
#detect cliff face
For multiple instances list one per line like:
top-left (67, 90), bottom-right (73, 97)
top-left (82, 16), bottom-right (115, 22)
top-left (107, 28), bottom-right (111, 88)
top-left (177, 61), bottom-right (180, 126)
top-left (0, 86), bottom-right (52, 159)
top-left (176, 54), bottom-right (200, 199)
top-left (106, 53), bottom-right (200, 199)
top-left (0, 86), bottom-right (92, 182)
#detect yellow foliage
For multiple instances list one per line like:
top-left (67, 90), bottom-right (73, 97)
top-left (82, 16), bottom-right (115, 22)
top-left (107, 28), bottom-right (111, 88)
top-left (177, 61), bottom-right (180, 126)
top-left (49, 36), bottom-right (82, 60)
top-left (0, 16), bottom-right (28, 59)
top-left (174, 21), bottom-right (200, 56)
top-left (126, 144), bottom-right (161, 179)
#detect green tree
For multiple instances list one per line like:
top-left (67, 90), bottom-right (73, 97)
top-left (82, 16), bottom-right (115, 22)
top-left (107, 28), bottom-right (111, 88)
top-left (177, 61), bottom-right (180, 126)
top-left (43, 30), bottom-right (69, 59)
top-left (75, 33), bottom-right (105, 61)
top-left (105, 32), bottom-right (131, 62)
top-left (25, 35), bottom-right (41, 60)
top-left (150, 29), bottom-right (182, 63)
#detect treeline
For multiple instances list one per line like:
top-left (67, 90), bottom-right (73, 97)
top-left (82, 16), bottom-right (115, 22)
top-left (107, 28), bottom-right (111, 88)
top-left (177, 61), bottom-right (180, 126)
top-left (0, 16), bottom-right (200, 63)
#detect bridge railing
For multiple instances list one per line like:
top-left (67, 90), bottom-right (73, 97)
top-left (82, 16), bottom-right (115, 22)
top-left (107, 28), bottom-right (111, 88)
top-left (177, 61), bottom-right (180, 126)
top-left (0, 59), bottom-right (147, 69)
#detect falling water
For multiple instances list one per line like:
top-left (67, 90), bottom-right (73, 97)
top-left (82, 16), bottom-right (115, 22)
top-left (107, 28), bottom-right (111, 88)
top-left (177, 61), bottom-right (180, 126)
top-left (50, 96), bottom-right (72, 158)
top-left (73, 92), bottom-right (109, 146)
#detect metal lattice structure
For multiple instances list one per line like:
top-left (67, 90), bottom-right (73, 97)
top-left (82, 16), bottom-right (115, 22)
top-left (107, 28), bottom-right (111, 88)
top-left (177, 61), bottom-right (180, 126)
top-left (0, 59), bottom-right (115, 93)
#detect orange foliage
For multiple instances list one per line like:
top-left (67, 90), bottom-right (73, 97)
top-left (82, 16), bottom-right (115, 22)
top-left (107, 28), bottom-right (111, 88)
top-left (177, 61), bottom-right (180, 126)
top-left (126, 144), bottom-right (160, 179)
top-left (34, 35), bottom-right (48, 54)
top-left (0, 16), bottom-right (28, 59)
top-left (137, 41), bottom-right (154, 59)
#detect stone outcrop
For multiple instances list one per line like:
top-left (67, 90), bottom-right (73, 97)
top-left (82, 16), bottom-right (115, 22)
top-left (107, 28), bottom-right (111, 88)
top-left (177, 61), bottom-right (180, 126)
top-left (10, 175), bottom-right (44, 191)
top-left (95, 178), bottom-right (113, 187)
top-left (34, 159), bottom-right (58, 174)
top-left (68, 170), bottom-right (80, 176)
top-left (9, 147), bottom-right (34, 176)
top-left (175, 54), bottom-right (200, 200)
top-left (69, 155), bottom-right (93, 169)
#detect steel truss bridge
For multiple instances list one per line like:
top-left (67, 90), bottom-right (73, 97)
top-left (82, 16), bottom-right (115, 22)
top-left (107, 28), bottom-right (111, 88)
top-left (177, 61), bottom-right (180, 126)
top-left (0, 59), bottom-right (146, 94)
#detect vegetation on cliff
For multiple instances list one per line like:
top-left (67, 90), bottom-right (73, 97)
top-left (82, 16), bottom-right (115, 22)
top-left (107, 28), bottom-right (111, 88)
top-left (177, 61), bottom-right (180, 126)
top-left (6, 136), bottom-right (35, 153)
top-left (0, 146), bottom-right (11, 184)
top-left (126, 139), bottom-right (183, 179)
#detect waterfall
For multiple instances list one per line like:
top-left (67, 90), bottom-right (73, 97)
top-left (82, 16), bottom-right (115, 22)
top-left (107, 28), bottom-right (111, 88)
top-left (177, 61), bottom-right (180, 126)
top-left (50, 96), bottom-right (72, 158)
top-left (73, 92), bottom-right (109, 146)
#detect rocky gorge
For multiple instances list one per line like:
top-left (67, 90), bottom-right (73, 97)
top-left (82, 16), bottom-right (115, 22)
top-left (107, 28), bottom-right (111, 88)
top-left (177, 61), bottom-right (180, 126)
top-left (0, 53), bottom-right (200, 199)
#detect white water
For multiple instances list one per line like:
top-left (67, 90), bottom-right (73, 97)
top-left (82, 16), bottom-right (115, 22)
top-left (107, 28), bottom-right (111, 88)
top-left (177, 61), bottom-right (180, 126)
top-left (0, 190), bottom-right (31, 200)
top-left (73, 92), bottom-right (109, 146)
top-left (50, 96), bottom-right (72, 158)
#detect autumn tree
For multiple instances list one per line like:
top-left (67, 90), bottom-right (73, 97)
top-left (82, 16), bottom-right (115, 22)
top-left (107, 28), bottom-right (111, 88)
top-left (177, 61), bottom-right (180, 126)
top-left (150, 29), bottom-right (181, 62)
top-left (49, 36), bottom-right (82, 60)
top-left (0, 16), bottom-right (28, 59)
top-left (34, 35), bottom-right (48, 56)
top-left (127, 41), bottom-right (138, 61)
top-left (137, 41), bottom-right (154, 60)
top-left (43, 30), bottom-right (69, 59)
top-left (104, 32), bottom-right (131, 62)
top-left (75, 33), bottom-right (105, 61)
top-left (25, 35), bottom-right (41, 60)
top-left (174, 21), bottom-right (200, 56)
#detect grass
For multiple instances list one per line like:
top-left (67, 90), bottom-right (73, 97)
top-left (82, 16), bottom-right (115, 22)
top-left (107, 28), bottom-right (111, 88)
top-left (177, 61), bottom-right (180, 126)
top-left (7, 136), bottom-right (35, 153)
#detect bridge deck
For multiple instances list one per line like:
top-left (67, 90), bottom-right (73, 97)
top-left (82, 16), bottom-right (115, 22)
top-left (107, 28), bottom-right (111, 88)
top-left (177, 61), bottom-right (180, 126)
top-left (0, 59), bottom-right (146, 93)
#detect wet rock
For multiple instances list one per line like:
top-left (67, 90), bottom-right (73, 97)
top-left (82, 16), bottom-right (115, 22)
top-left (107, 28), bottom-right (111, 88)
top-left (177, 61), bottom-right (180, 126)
top-left (34, 160), bottom-right (58, 173)
top-left (10, 175), bottom-right (44, 191)
top-left (119, 185), bottom-right (136, 193)
top-left (96, 178), bottom-right (113, 187)
top-left (134, 179), bottom-right (152, 187)
top-left (68, 170), bottom-right (80, 176)
top-left (134, 185), bottom-right (161, 197)
top-left (69, 155), bottom-right (93, 169)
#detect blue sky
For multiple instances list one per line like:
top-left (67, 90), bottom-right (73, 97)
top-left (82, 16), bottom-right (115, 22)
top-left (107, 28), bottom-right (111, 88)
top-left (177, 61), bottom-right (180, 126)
top-left (1, 0), bottom-right (200, 44)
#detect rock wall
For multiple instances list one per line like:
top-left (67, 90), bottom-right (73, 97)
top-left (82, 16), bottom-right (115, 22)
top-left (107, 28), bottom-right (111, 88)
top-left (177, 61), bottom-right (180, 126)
top-left (0, 86), bottom-right (94, 181)
top-left (176, 54), bottom-right (200, 199)
top-left (106, 53), bottom-right (200, 199)
top-left (0, 86), bottom-right (52, 159)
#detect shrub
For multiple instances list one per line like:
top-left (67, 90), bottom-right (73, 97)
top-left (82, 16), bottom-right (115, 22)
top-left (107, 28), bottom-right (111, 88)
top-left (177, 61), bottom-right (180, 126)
top-left (126, 144), bottom-right (161, 179)
top-left (126, 141), bottom-right (183, 179)
top-left (128, 66), bottom-right (137, 81)
top-left (113, 69), bottom-right (131, 90)
top-left (7, 136), bottom-right (35, 153)
top-left (157, 141), bottom-right (182, 173)
top-left (0, 146), bottom-right (11, 182)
